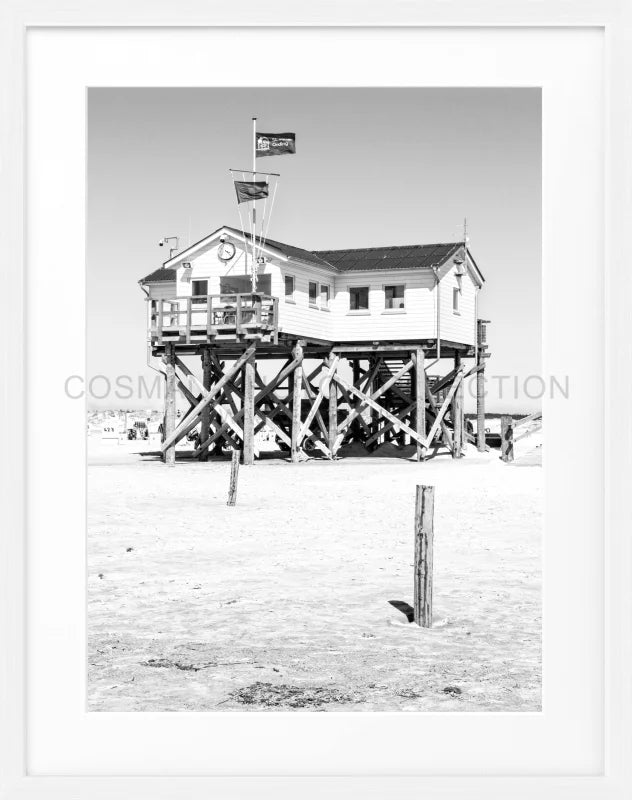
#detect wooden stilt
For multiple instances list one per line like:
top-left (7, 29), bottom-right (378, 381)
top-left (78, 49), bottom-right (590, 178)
top-left (413, 347), bottom-right (426, 461)
top-left (368, 357), bottom-right (378, 447)
top-left (328, 353), bottom-right (338, 457)
top-left (452, 352), bottom-right (463, 458)
top-left (476, 320), bottom-right (488, 452)
top-left (291, 341), bottom-right (304, 462)
top-left (200, 348), bottom-right (212, 461)
top-left (352, 359), bottom-right (361, 386)
top-left (476, 355), bottom-right (486, 452)
top-left (414, 485), bottom-right (434, 627)
top-left (351, 359), bottom-right (362, 443)
top-left (163, 343), bottom-right (176, 467)
top-left (242, 350), bottom-right (256, 465)
top-left (155, 337), bottom-right (489, 468)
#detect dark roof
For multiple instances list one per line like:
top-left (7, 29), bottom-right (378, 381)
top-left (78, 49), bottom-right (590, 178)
top-left (140, 267), bottom-right (176, 283)
top-left (139, 228), bottom-right (480, 284)
top-left (223, 226), bottom-right (334, 270)
top-left (313, 242), bottom-right (464, 272)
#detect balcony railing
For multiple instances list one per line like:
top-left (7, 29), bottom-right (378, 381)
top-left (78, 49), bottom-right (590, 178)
top-left (150, 293), bottom-right (279, 345)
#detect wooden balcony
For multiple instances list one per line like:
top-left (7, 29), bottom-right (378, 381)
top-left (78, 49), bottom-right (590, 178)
top-left (151, 293), bottom-right (279, 346)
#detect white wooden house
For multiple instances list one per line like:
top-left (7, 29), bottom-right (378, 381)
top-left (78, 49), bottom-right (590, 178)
top-left (139, 225), bottom-right (485, 350)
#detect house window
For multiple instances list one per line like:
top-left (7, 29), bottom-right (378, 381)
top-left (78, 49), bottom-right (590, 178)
top-left (349, 286), bottom-right (369, 311)
top-left (453, 286), bottom-right (461, 314)
top-left (384, 284), bottom-right (405, 310)
top-left (308, 281), bottom-right (318, 306)
top-left (320, 284), bottom-right (330, 309)
top-left (220, 275), bottom-right (271, 294)
top-left (284, 275), bottom-right (295, 302)
top-left (191, 279), bottom-right (208, 305)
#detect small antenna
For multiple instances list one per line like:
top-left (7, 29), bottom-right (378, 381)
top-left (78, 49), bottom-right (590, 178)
top-left (158, 236), bottom-right (179, 260)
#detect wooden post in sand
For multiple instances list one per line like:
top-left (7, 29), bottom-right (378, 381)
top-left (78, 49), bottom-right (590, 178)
top-left (500, 415), bottom-right (514, 462)
top-left (227, 449), bottom-right (240, 505)
top-left (413, 485), bottom-right (435, 627)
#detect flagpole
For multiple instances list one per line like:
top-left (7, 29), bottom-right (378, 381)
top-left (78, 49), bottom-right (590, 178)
top-left (251, 116), bottom-right (257, 291)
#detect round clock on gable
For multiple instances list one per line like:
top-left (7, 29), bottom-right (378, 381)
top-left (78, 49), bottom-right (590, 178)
top-left (218, 240), bottom-right (236, 261)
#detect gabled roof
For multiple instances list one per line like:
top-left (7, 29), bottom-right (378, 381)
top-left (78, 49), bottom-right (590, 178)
top-left (140, 266), bottom-right (176, 283)
top-left (314, 242), bottom-right (463, 272)
top-left (315, 242), bottom-right (484, 284)
top-left (156, 225), bottom-right (334, 273)
top-left (224, 227), bottom-right (335, 271)
top-left (138, 228), bottom-right (484, 285)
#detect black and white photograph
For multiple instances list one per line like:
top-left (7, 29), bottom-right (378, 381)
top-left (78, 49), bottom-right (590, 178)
top-left (85, 87), bottom-right (543, 713)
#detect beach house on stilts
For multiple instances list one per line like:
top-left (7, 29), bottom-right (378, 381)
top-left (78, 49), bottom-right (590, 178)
top-left (139, 118), bottom-right (490, 466)
top-left (139, 225), bottom-right (490, 465)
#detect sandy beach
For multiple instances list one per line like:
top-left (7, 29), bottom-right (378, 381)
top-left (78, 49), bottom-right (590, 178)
top-left (87, 436), bottom-right (542, 712)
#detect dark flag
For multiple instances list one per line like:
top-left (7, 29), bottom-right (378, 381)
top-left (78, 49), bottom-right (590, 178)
top-left (234, 180), bottom-right (269, 204)
top-left (256, 132), bottom-right (296, 157)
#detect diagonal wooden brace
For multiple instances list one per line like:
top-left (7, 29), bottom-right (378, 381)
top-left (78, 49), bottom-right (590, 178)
top-left (422, 368), bottom-right (464, 449)
top-left (174, 355), bottom-right (248, 450)
top-left (161, 344), bottom-right (256, 452)
top-left (298, 356), bottom-right (339, 443)
top-left (424, 373), bottom-right (453, 450)
top-left (337, 359), bottom-right (413, 436)
top-left (365, 402), bottom-right (416, 447)
top-left (336, 383), bottom-right (371, 441)
top-left (195, 352), bottom-right (303, 456)
top-left (333, 372), bottom-right (425, 447)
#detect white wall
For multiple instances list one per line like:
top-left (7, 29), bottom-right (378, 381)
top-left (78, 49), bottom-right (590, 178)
top-left (145, 282), bottom-right (177, 302)
top-left (436, 261), bottom-right (478, 346)
top-left (175, 240), bottom-right (271, 297)
top-left (330, 269), bottom-right (437, 342)
top-left (144, 240), bottom-right (480, 345)
top-left (276, 263), bottom-right (335, 341)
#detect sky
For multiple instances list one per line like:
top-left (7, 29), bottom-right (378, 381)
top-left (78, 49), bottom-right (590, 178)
top-left (87, 88), bottom-right (541, 411)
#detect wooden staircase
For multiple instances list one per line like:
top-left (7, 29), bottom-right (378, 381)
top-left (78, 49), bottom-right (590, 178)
top-left (377, 358), bottom-right (413, 404)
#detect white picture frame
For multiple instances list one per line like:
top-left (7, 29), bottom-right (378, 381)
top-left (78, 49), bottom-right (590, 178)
top-left (1, 3), bottom-right (631, 798)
